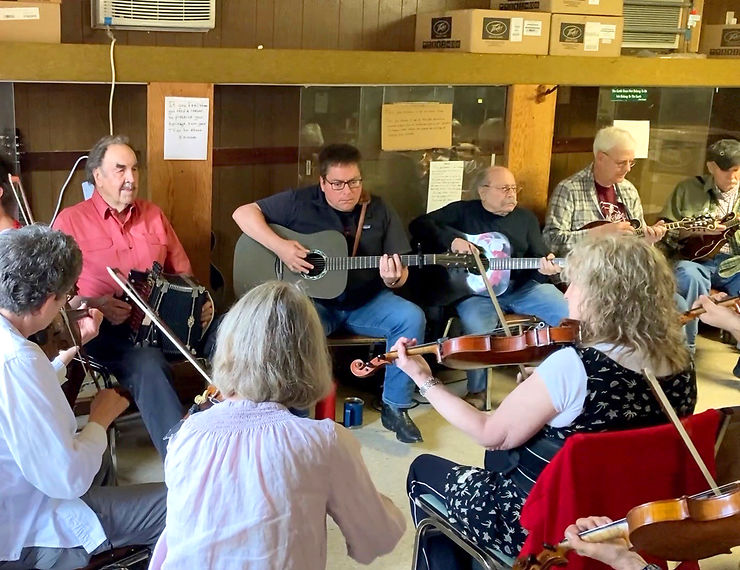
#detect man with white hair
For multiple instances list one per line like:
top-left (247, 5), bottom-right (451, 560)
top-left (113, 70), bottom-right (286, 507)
top-left (543, 126), bottom-right (666, 257)
top-left (659, 139), bottom-right (740, 356)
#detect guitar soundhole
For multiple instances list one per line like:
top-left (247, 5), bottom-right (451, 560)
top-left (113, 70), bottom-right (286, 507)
top-left (304, 252), bottom-right (327, 279)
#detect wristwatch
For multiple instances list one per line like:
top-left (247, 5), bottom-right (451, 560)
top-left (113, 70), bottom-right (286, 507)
top-left (641, 565), bottom-right (661, 570)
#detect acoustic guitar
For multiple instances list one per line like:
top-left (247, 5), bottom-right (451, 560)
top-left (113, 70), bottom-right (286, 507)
top-left (441, 231), bottom-right (566, 304)
top-left (233, 224), bottom-right (475, 299)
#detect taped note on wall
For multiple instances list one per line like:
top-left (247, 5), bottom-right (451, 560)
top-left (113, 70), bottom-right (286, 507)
top-left (164, 96), bottom-right (210, 160)
top-left (381, 102), bottom-right (453, 151)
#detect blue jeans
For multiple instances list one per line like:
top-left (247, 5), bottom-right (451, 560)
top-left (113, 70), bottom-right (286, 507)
top-left (86, 323), bottom-right (184, 459)
top-left (455, 281), bottom-right (568, 393)
top-left (315, 289), bottom-right (426, 408)
top-left (675, 254), bottom-right (740, 349)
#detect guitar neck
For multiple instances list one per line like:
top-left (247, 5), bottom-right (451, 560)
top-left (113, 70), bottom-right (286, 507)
top-left (486, 257), bottom-right (566, 270)
top-left (329, 254), bottom-right (438, 271)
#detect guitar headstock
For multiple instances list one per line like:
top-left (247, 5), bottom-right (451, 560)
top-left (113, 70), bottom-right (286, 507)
top-left (436, 252), bottom-right (490, 273)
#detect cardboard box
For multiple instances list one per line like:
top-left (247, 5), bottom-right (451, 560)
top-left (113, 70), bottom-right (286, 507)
top-left (0, 0), bottom-right (60, 43)
top-left (699, 24), bottom-right (740, 58)
top-left (415, 9), bottom-right (551, 54)
top-left (549, 14), bottom-right (623, 56)
top-left (492, 0), bottom-right (622, 17)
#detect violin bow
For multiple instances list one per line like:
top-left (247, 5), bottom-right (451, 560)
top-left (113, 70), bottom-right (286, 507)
top-left (106, 266), bottom-right (213, 387)
top-left (7, 174), bottom-right (35, 226)
top-left (642, 368), bottom-right (721, 496)
top-left (470, 248), bottom-right (527, 377)
top-left (58, 307), bottom-right (102, 391)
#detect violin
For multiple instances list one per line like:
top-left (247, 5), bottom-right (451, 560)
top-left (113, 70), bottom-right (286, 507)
top-left (514, 481), bottom-right (740, 569)
top-left (350, 320), bottom-right (580, 378)
top-left (29, 305), bottom-right (94, 407)
top-left (679, 295), bottom-right (740, 325)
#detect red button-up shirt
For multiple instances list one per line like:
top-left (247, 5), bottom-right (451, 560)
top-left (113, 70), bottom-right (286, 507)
top-left (53, 190), bottom-right (192, 298)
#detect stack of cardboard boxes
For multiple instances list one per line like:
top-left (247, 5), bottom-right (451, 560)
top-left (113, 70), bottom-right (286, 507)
top-left (699, 11), bottom-right (739, 59)
top-left (415, 0), bottom-right (623, 57)
top-left (0, 0), bottom-right (61, 43)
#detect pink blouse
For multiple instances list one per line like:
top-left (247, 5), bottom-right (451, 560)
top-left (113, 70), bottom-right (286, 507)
top-left (150, 399), bottom-right (405, 569)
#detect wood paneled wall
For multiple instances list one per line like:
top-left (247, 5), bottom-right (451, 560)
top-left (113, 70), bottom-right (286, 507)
top-left (60, 0), bottom-right (487, 51)
top-left (212, 85), bottom-right (301, 303)
top-left (13, 83), bottom-right (147, 224)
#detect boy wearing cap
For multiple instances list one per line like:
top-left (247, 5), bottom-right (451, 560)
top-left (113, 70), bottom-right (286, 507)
top-left (660, 138), bottom-right (740, 352)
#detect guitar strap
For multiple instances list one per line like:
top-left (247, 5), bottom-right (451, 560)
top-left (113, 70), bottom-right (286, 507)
top-left (351, 193), bottom-right (371, 257)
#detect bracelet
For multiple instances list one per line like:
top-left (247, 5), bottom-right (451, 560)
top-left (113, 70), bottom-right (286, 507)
top-left (418, 376), bottom-right (441, 398)
top-left (641, 565), bottom-right (661, 570)
top-left (386, 277), bottom-right (401, 287)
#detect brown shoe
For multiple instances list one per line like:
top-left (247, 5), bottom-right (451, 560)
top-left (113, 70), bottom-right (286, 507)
top-left (463, 391), bottom-right (487, 411)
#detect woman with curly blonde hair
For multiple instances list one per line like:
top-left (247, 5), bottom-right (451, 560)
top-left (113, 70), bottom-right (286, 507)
top-left (400, 234), bottom-right (696, 568)
top-left (150, 281), bottom-right (405, 570)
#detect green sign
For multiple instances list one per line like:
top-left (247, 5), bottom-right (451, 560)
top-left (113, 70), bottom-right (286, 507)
top-left (611, 88), bottom-right (649, 102)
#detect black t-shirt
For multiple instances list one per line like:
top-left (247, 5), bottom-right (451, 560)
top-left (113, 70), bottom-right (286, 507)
top-left (257, 184), bottom-right (411, 309)
top-left (409, 200), bottom-right (549, 298)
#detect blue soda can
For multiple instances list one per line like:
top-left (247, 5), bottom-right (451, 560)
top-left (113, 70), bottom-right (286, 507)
top-left (343, 397), bottom-right (364, 429)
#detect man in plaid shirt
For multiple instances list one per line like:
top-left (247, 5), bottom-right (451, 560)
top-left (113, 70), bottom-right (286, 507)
top-left (543, 126), bottom-right (666, 257)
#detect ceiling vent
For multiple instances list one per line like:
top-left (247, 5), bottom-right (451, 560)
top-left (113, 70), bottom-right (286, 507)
top-left (622, 0), bottom-right (685, 50)
top-left (92, 0), bottom-right (215, 32)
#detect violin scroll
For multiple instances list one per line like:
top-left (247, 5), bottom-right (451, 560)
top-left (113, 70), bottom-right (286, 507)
top-left (350, 356), bottom-right (391, 378)
top-left (512, 543), bottom-right (569, 570)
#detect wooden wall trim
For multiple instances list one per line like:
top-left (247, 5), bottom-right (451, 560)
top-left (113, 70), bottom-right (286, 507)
top-left (147, 82), bottom-right (214, 286)
top-left (2, 42), bottom-right (739, 87)
top-left (504, 84), bottom-right (558, 223)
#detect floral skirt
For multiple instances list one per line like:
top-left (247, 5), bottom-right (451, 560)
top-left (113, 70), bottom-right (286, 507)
top-left (444, 465), bottom-right (528, 558)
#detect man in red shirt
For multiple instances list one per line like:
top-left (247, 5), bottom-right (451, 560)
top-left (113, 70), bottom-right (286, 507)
top-left (54, 135), bottom-right (212, 458)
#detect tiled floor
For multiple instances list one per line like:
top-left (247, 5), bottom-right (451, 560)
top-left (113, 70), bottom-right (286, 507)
top-left (117, 333), bottom-right (740, 569)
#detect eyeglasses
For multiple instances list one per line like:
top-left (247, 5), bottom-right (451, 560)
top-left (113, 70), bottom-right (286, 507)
top-left (324, 178), bottom-right (362, 191)
top-left (604, 153), bottom-right (636, 169)
top-left (481, 184), bottom-right (523, 195)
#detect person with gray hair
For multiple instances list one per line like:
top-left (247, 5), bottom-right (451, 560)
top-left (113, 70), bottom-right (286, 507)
top-left (543, 125), bottom-right (667, 257)
top-left (659, 138), bottom-right (740, 360)
top-left (410, 166), bottom-right (567, 410)
top-left (53, 134), bottom-right (213, 458)
top-left (149, 281), bottom-right (405, 570)
top-left (0, 225), bottom-right (166, 569)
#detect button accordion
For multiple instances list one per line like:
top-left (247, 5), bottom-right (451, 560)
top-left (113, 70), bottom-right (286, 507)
top-left (127, 262), bottom-right (209, 355)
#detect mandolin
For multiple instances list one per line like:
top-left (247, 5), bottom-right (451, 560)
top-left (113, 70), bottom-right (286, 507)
top-left (579, 214), bottom-right (716, 236)
top-left (678, 212), bottom-right (740, 262)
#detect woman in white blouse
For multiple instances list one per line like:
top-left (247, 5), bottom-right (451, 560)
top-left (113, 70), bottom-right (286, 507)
top-left (399, 234), bottom-right (696, 567)
top-left (150, 281), bottom-right (405, 570)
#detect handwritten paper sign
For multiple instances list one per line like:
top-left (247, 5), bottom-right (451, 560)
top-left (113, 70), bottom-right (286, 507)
top-left (613, 119), bottom-right (650, 159)
top-left (427, 161), bottom-right (464, 213)
top-left (381, 102), bottom-right (453, 151)
top-left (164, 96), bottom-right (210, 160)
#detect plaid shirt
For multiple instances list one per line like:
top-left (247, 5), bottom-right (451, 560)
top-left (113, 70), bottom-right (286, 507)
top-left (543, 163), bottom-right (644, 257)
top-left (660, 174), bottom-right (740, 278)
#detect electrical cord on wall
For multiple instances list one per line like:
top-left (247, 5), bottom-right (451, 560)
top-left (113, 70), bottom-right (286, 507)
top-left (106, 27), bottom-right (117, 136)
top-left (49, 155), bottom-right (89, 227)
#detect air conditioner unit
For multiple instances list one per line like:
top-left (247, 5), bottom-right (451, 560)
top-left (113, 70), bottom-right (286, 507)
top-left (622, 0), bottom-right (685, 50)
top-left (92, 0), bottom-right (215, 32)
